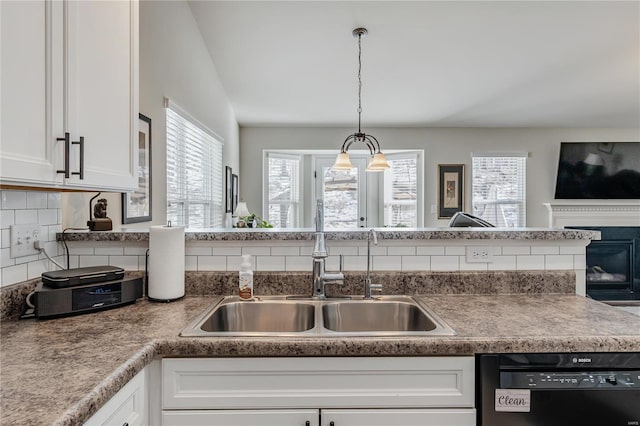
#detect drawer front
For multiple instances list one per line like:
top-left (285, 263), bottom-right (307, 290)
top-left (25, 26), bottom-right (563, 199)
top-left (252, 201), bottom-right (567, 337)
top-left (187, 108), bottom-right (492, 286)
top-left (162, 357), bottom-right (474, 410)
top-left (321, 408), bottom-right (476, 426)
top-left (85, 367), bottom-right (146, 426)
top-left (162, 409), bottom-right (319, 426)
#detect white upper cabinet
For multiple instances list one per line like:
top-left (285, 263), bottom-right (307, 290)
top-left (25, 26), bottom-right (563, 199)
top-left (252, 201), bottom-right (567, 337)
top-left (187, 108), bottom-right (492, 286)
top-left (0, 0), bottom-right (139, 191)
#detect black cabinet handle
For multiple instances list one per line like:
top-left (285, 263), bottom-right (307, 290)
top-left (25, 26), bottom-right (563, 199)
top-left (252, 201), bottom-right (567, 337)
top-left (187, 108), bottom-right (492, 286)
top-left (305, 422), bottom-right (310, 426)
top-left (330, 422), bottom-right (335, 426)
top-left (56, 132), bottom-right (70, 178)
top-left (72, 136), bottom-right (84, 179)
top-left (122, 423), bottom-right (128, 426)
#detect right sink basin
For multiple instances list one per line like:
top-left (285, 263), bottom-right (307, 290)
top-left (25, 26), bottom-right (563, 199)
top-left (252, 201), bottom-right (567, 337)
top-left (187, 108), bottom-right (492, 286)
top-left (321, 296), bottom-right (456, 336)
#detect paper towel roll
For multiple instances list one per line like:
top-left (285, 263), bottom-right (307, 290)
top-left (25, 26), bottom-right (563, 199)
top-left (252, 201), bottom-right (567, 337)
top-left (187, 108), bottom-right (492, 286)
top-left (148, 225), bottom-right (185, 301)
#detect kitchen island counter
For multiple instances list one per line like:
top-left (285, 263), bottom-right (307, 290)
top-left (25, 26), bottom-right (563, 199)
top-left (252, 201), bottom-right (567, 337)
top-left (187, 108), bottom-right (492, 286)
top-left (1, 294), bottom-right (639, 425)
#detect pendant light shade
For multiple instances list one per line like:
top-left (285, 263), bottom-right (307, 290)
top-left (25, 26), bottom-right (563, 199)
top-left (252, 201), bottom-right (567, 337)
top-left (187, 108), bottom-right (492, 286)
top-left (332, 28), bottom-right (390, 172)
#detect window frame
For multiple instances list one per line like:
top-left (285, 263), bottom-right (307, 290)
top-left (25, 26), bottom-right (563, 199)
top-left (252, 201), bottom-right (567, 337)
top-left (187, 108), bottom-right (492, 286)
top-left (263, 152), bottom-right (303, 228)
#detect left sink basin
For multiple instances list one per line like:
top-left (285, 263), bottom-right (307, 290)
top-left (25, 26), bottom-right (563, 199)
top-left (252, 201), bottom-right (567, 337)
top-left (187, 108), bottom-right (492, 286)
top-left (180, 297), bottom-right (316, 337)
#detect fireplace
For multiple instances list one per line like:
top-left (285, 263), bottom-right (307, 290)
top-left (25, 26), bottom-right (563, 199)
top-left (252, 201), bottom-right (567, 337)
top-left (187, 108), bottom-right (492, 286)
top-left (567, 226), bottom-right (640, 300)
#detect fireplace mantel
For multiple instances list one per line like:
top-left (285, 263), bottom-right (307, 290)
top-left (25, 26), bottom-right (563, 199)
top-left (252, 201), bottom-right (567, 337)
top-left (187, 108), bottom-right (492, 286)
top-left (544, 200), bottom-right (640, 228)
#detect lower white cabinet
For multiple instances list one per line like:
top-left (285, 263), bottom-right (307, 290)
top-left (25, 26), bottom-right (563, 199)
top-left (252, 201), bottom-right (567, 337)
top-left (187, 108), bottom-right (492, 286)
top-left (160, 357), bottom-right (476, 426)
top-left (85, 367), bottom-right (147, 426)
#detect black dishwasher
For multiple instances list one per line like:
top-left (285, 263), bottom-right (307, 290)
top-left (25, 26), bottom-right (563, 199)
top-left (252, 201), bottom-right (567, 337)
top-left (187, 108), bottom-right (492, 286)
top-left (477, 353), bottom-right (640, 426)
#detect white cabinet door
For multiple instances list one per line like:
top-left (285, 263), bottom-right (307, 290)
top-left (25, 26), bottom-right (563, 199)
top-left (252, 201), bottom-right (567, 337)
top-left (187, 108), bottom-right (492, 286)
top-left (321, 409), bottom-right (476, 426)
top-left (63, 0), bottom-right (138, 191)
top-left (0, 0), bottom-right (65, 187)
top-left (85, 367), bottom-right (148, 426)
top-left (162, 409), bottom-right (319, 426)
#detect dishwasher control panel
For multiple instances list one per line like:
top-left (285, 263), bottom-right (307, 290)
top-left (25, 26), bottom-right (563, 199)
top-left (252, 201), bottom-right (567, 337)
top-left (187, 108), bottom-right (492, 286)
top-left (501, 371), bottom-right (640, 389)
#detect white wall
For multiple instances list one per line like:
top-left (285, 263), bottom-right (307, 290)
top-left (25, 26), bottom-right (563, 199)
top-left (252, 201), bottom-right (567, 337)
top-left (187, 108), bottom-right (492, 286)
top-left (240, 127), bottom-right (640, 227)
top-left (63, 0), bottom-right (240, 229)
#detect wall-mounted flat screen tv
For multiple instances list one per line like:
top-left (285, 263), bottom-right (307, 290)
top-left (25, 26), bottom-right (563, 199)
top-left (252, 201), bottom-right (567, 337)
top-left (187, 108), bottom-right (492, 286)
top-left (554, 142), bottom-right (640, 199)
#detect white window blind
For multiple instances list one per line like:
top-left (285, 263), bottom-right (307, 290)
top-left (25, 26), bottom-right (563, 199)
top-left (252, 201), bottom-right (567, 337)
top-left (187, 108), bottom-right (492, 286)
top-left (383, 154), bottom-right (418, 227)
top-left (472, 154), bottom-right (527, 227)
top-left (266, 153), bottom-right (301, 228)
top-left (166, 106), bottom-right (223, 228)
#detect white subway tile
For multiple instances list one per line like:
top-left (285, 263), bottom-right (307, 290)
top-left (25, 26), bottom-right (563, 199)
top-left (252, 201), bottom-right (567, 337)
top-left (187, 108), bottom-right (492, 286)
top-left (213, 246), bottom-right (241, 256)
top-left (445, 246), bottom-right (465, 256)
top-left (185, 256), bottom-right (197, 270)
top-left (560, 245), bottom-right (585, 255)
top-left (42, 241), bottom-right (59, 256)
top-left (0, 211), bottom-right (14, 229)
top-left (28, 259), bottom-right (49, 279)
top-left (488, 256), bottom-right (517, 270)
top-left (14, 254), bottom-right (40, 264)
top-left (1, 248), bottom-right (14, 267)
top-left (95, 246), bottom-right (124, 256)
top-left (26, 192), bottom-right (47, 209)
top-left (401, 256), bottom-right (431, 271)
top-left (256, 256), bottom-right (285, 271)
top-left (431, 256), bottom-right (460, 271)
top-left (38, 209), bottom-right (58, 225)
top-left (185, 246), bottom-right (212, 256)
top-left (109, 255), bottom-right (139, 270)
top-left (531, 246), bottom-right (560, 255)
top-left (503, 246), bottom-right (531, 255)
top-left (545, 255), bottom-right (574, 270)
top-left (1, 263), bottom-right (27, 286)
top-left (198, 256), bottom-right (227, 271)
top-left (47, 193), bottom-right (61, 208)
top-left (574, 254), bottom-right (587, 269)
top-left (493, 246), bottom-right (503, 255)
top-left (47, 225), bottom-right (61, 242)
top-left (1, 229), bottom-right (10, 247)
top-left (68, 255), bottom-right (79, 269)
top-left (343, 255), bottom-right (367, 271)
top-left (387, 246), bottom-right (416, 256)
top-left (227, 256), bottom-right (251, 271)
top-left (358, 246), bottom-right (387, 256)
top-left (300, 246), bottom-right (314, 256)
top-left (285, 256), bottom-right (311, 271)
top-left (241, 246), bottom-right (270, 256)
top-left (79, 255), bottom-right (109, 267)
top-left (328, 246), bottom-right (358, 256)
top-left (372, 256), bottom-right (401, 271)
top-left (325, 255), bottom-right (342, 271)
top-left (2, 191), bottom-right (26, 209)
top-left (124, 246), bottom-right (148, 256)
top-left (416, 246), bottom-right (445, 256)
top-left (68, 245), bottom-right (94, 255)
top-left (516, 255), bottom-right (545, 270)
top-left (15, 210), bottom-right (38, 224)
top-left (271, 246), bottom-right (300, 256)
top-left (460, 257), bottom-right (489, 271)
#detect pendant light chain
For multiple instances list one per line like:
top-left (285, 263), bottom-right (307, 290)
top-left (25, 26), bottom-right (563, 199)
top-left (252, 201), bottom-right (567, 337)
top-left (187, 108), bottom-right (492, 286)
top-left (357, 32), bottom-right (363, 134)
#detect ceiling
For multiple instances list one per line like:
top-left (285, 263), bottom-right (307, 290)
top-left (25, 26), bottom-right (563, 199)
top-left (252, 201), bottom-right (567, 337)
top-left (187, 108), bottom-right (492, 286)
top-left (188, 1), bottom-right (640, 128)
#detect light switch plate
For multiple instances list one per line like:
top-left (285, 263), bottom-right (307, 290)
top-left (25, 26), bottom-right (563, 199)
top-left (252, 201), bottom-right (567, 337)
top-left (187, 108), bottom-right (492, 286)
top-left (10, 224), bottom-right (40, 258)
top-left (465, 245), bottom-right (494, 263)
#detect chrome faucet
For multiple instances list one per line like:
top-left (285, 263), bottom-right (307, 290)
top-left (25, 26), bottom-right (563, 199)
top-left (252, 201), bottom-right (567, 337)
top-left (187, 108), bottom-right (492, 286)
top-left (312, 199), bottom-right (344, 299)
top-left (364, 228), bottom-right (382, 299)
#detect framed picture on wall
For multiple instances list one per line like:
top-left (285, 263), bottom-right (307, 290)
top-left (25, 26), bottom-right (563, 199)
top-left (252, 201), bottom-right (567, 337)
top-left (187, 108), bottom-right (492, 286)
top-left (438, 164), bottom-right (464, 219)
top-left (232, 173), bottom-right (238, 212)
top-left (225, 166), bottom-right (233, 213)
top-left (122, 113), bottom-right (152, 223)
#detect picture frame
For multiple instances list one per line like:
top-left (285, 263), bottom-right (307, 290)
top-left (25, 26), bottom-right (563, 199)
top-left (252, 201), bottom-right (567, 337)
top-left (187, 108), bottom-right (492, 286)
top-left (232, 173), bottom-right (238, 213)
top-left (225, 166), bottom-right (233, 213)
top-left (438, 164), bottom-right (465, 219)
top-left (122, 113), bottom-right (152, 223)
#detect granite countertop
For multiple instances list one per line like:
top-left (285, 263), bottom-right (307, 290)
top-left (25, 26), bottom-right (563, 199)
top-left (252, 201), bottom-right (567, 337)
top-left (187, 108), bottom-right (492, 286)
top-left (57, 227), bottom-right (600, 242)
top-left (2, 294), bottom-right (639, 425)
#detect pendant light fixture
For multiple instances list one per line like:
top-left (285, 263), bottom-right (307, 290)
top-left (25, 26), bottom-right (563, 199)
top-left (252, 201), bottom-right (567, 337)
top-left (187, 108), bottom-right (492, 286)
top-left (333, 27), bottom-right (390, 172)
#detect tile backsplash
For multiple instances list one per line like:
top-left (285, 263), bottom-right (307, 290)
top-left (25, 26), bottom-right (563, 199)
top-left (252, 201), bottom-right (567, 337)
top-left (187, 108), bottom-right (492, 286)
top-left (0, 190), bottom-right (64, 287)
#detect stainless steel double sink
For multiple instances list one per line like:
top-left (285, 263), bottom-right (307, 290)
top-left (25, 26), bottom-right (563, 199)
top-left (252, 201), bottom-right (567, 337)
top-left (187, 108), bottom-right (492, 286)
top-left (180, 295), bottom-right (456, 337)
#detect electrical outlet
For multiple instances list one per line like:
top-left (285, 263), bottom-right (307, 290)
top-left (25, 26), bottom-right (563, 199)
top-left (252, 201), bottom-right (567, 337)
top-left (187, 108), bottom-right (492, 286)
top-left (465, 245), bottom-right (494, 263)
top-left (10, 224), bottom-right (40, 258)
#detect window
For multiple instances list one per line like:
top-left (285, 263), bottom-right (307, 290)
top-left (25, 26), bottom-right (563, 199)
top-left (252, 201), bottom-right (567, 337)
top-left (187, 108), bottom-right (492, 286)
top-left (383, 154), bottom-right (418, 227)
top-left (472, 153), bottom-right (527, 227)
top-left (266, 153), bottom-right (301, 228)
top-left (166, 101), bottom-right (224, 228)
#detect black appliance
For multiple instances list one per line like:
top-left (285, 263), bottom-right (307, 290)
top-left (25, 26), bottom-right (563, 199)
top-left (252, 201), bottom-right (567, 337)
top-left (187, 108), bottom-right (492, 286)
top-left (554, 141), bottom-right (640, 199)
top-left (477, 353), bottom-right (640, 426)
top-left (448, 212), bottom-right (495, 227)
top-left (34, 275), bottom-right (142, 319)
top-left (41, 265), bottom-right (124, 288)
top-left (567, 226), bottom-right (640, 301)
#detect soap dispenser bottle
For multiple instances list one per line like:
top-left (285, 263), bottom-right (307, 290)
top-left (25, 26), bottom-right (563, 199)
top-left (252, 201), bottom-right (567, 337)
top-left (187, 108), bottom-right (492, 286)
top-left (239, 254), bottom-right (254, 300)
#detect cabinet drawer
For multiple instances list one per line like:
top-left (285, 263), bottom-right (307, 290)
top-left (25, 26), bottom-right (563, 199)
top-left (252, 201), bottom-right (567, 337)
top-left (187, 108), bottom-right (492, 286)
top-left (162, 409), bottom-right (319, 426)
top-left (321, 408), bottom-right (476, 426)
top-left (162, 357), bottom-right (474, 410)
top-left (85, 367), bottom-right (147, 426)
